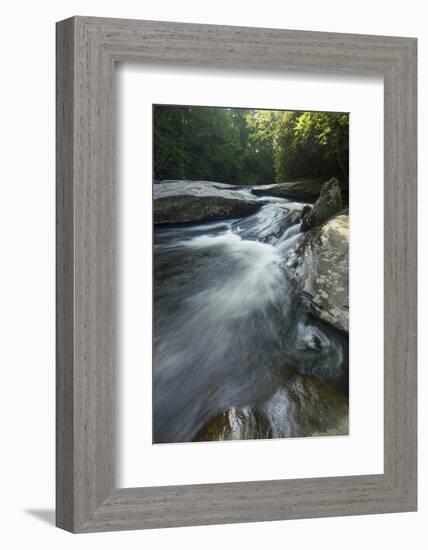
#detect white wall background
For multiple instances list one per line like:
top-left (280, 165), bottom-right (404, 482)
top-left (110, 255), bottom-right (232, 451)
top-left (0, 1), bottom-right (424, 548)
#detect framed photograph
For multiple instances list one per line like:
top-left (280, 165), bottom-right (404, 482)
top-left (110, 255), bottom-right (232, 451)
top-left (56, 16), bottom-right (417, 532)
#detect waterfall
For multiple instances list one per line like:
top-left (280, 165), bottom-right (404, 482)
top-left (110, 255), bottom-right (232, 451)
top-left (153, 194), bottom-right (348, 443)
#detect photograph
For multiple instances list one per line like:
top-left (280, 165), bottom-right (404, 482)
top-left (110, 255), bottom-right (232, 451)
top-left (152, 104), bottom-right (350, 444)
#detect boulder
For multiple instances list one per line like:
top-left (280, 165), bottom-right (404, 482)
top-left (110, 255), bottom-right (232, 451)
top-left (193, 372), bottom-right (348, 442)
top-left (300, 177), bottom-right (343, 232)
top-left (193, 406), bottom-right (271, 442)
top-left (154, 179), bottom-right (260, 201)
top-left (154, 180), bottom-right (261, 225)
top-left (155, 195), bottom-right (262, 225)
top-left (232, 201), bottom-right (305, 243)
top-left (284, 213), bottom-right (349, 332)
top-left (251, 178), bottom-right (325, 202)
top-left (300, 204), bottom-right (313, 220)
top-left (263, 371), bottom-right (348, 438)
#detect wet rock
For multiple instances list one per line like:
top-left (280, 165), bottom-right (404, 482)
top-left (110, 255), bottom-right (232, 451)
top-left (293, 318), bottom-right (348, 395)
top-left (284, 213), bottom-right (349, 332)
top-left (154, 180), bottom-right (261, 225)
top-left (193, 406), bottom-right (272, 442)
top-left (251, 178), bottom-right (325, 202)
top-left (233, 201), bottom-right (305, 243)
top-left (263, 372), bottom-right (348, 438)
top-left (155, 195), bottom-right (262, 225)
top-left (300, 177), bottom-right (343, 232)
top-left (154, 180), bottom-right (257, 200)
top-left (300, 204), bottom-right (313, 220)
top-left (192, 372), bottom-right (348, 442)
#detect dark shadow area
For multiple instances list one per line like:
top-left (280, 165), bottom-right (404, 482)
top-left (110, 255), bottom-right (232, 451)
top-left (25, 509), bottom-right (55, 526)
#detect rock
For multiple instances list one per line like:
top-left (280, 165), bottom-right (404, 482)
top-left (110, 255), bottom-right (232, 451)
top-left (300, 177), bottom-right (343, 232)
top-left (154, 179), bottom-right (257, 201)
top-left (263, 371), bottom-right (348, 438)
top-left (251, 178), bottom-right (325, 202)
top-left (154, 180), bottom-right (261, 225)
top-left (193, 406), bottom-right (272, 442)
top-left (155, 195), bottom-right (262, 225)
top-left (300, 204), bottom-right (313, 220)
top-left (284, 213), bottom-right (349, 332)
top-left (233, 201), bottom-right (305, 243)
top-left (194, 372), bottom-right (349, 442)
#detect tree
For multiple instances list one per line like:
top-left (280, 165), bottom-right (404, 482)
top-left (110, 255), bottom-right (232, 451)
top-left (153, 105), bottom-right (349, 188)
top-left (273, 111), bottom-right (349, 183)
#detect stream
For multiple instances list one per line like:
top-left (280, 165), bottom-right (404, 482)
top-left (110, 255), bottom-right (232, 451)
top-left (153, 194), bottom-right (348, 443)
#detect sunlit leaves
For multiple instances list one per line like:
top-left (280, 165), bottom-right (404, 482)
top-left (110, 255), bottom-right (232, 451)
top-left (153, 106), bottom-right (349, 186)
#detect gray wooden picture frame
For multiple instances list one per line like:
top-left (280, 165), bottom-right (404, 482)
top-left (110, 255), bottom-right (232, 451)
top-left (56, 16), bottom-right (417, 533)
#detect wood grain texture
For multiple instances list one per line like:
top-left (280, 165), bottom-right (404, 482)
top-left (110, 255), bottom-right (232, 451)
top-left (56, 16), bottom-right (417, 533)
top-left (56, 18), bottom-right (75, 532)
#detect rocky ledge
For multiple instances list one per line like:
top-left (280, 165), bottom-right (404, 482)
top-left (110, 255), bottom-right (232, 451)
top-left (154, 180), bottom-right (261, 225)
top-left (284, 213), bottom-right (349, 333)
top-left (251, 178), bottom-right (325, 202)
top-left (193, 371), bottom-right (348, 442)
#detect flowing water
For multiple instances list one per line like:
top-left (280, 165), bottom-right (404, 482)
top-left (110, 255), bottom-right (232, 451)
top-left (153, 194), bottom-right (348, 443)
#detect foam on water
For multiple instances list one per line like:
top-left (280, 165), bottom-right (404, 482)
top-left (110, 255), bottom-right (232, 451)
top-left (153, 190), bottom-right (348, 443)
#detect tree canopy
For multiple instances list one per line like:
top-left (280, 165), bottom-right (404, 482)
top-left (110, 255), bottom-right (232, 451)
top-left (153, 105), bottom-right (349, 187)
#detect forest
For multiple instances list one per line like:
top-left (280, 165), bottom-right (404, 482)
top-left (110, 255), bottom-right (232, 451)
top-left (153, 105), bottom-right (349, 187)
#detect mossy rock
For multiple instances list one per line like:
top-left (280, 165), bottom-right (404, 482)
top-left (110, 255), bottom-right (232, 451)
top-left (251, 178), bottom-right (325, 202)
top-left (154, 195), bottom-right (262, 225)
top-left (284, 213), bottom-right (349, 332)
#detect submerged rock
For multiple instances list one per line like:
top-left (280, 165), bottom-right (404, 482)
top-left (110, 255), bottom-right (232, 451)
top-left (251, 178), bottom-right (325, 202)
top-left (233, 201), bottom-right (305, 244)
top-left (154, 180), bottom-right (261, 225)
top-left (193, 372), bottom-right (348, 442)
top-left (193, 406), bottom-right (271, 442)
top-left (300, 177), bottom-right (343, 232)
top-left (284, 213), bottom-right (349, 332)
top-left (263, 371), bottom-right (348, 438)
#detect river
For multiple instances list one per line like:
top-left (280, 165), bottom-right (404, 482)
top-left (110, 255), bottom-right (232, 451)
top-left (153, 193), bottom-right (348, 443)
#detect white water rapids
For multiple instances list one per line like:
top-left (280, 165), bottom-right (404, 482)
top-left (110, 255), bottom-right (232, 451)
top-left (153, 195), bottom-right (348, 443)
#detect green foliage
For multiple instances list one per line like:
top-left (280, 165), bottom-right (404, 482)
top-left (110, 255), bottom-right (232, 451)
top-left (153, 105), bottom-right (349, 187)
top-left (273, 111), bottom-right (349, 182)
